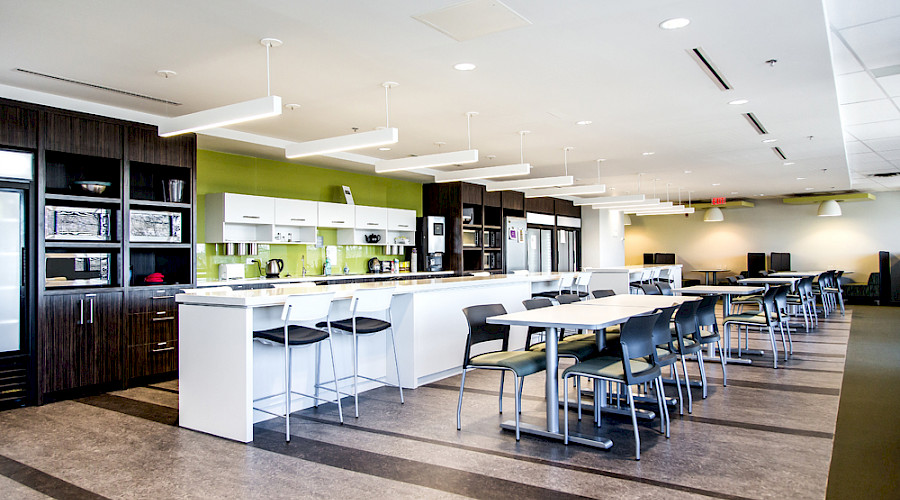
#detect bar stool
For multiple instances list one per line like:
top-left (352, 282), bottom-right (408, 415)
top-left (252, 292), bottom-right (343, 442)
top-left (324, 287), bottom-right (403, 417)
top-left (533, 273), bottom-right (575, 299)
top-left (572, 271), bottom-right (593, 298)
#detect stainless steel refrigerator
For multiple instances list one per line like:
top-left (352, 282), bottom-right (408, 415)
top-left (504, 217), bottom-right (527, 272)
top-left (526, 227), bottom-right (552, 273)
top-left (557, 229), bottom-right (578, 272)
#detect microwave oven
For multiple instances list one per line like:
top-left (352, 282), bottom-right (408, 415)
top-left (130, 210), bottom-right (182, 243)
top-left (46, 253), bottom-right (112, 288)
top-left (45, 206), bottom-right (112, 241)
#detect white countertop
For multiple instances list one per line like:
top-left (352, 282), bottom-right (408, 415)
top-left (488, 302), bottom-right (656, 330)
top-left (178, 273), bottom-right (562, 307)
top-left (197, 270), bottom-right (455, 287)
top-left (585, 264), bottom-right (682, 273)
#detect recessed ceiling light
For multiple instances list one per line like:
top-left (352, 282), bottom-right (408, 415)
top-left (284, 103), bottom-right (301, 110)
top-left (728, 99), bottom-right (749, 105)
top-left (758, 193), bottom-right (765, 196)
top-left (796, 177), bottom-right (806, 180)
top-left (378, 147), bottom-right (391, 151)
top-left (712, 183), bottom-right (721, 186)
top-left (659, 18), bottom-right (690, 30)
top-left (762, 138), bottom-right (777, 143)
top-left (156, 69), bottom-right (177, 78)
top-left (454, 63), bottom-right (476, 71)
top-left (731, 191), bottom-right (738, 195)
top-left (642, 152), bottom-right (655, 156)
top-left (684, 170), bottom-right (692, 174)
top-left (783, 162), bottom-right (795, 166)
top-left (576, 120), bottom-right (593, 126)
top-left (805, 187), bottom-right (814, 191)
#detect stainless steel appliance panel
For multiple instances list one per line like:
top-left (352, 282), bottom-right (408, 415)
top-left (45, 253), bottom-right (111, 288)
top-left (45, 206), bottom-right (112, 241)
top-left (527, 228), bottom-right (553, 273)
top-left (425, 216), bottom-right (445, 254)
top-left (130, 210), bottom-right (182, 243)
top-left (540, 229), bottom-right (552, 273)
top-left (557, 229), bottom-right (577, 272)
top-left (504, 216), bottom-right (527, 272)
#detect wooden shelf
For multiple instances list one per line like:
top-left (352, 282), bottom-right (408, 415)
top-left (45, 241), bottom-right (121, 249)
top-left (128, 243), bottom-right (192, 249)
top-left (483, 225), bottom-right (501, 230)
top-left (462, 224), bottom-right (482, 230)
top-left (484, 247), bottom-right (501, 251)
top-left (128, 200), bottom-right (191, 209)
top-left (44, 193), bottom-right (122, 205)
top-left (463, 246), bottom-right (482, 251)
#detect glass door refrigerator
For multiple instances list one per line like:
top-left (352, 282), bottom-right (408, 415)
top-left (0, 150), bottom-right (33, 409)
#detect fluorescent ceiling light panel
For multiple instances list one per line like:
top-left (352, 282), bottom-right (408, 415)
top-left (375, 149), bottom-right (478, 173)
top-left (574, 194), bottom-right (645, 206)
top-left (158, 95), bottom-right (282, 137)
top-left (432, 163), bottom-right (530, 183)
top-left (522, 184), bottom-right (606, 198)
top-left (484, 176), bottom-right (574, 191)
top-left (285, 127), bottom-right (399, 159)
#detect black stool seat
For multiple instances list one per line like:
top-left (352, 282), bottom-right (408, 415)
top-left (469, 350), bottom-right (547, 376)
top-left (254, 325), bottom-right (329, 346)
top-left (321, 317), bottom-right (390, 334)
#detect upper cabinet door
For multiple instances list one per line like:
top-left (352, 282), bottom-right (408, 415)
top-left (274, 198), bottom-right (318, 226)
top-left (127, 126), bottom-right (196, 168)
top-left (42, 112), bottom-right (123, 158)
top-left (222, 193), bottom-right (274, 224)
top-left (317, 202), bottom-right (355, 228)
top-left (355, 205), bottom-right (387, 230)
top-left (387, 208), bottom-right (416, 231)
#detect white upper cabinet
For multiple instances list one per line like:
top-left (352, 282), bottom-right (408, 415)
top-left (387, 208), bottom-right (416, 231)
top-left (317, 202), bottom-right (355, 228)
top-left (355, 205), bottom-right (387, 230)
top-left (220, 193), bottom-right (275, 224)
top-left (274, 198), bottom-right (318, 227)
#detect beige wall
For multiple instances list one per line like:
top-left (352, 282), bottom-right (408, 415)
top-left (623, 191), bottom-right (900, 285)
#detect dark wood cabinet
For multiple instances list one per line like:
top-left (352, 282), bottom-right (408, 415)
top-left (0, 103), bottom-right (37, 149)
top-left (40, 292), bottom-right (122, 393)
top-left (126, 285), bottom-right (181, 380)
top-left (42, 112), bottom-right (123, 158)
top-left (525, 197), bottom-right (554, 214)
top-left (555, 199), bottom-right (580, 218)
top-left (127, 126), bottom-right (196, 168)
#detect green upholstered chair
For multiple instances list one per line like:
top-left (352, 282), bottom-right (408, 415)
top-left (723, 286), bottom-right (781, 368)
top-left (458, 304), bottom-right (548, 441)
top-left (562, 312), bottom-right (667, 461)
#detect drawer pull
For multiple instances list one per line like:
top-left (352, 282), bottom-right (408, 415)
top-left (152, 316), bottom-right (175, 322)
top-left (290, 218), bottom-right (306, 221)
top-left (242, 215), bottom-right (261, 219)
top-left (366, 222), bottom-right (379, 226)
top-left (331, 220), bottom-right (344, 224)
top-left (151, 295), bottom-right (175, 300)
top-left (398, 224), bottom-right (409, 228)
top-left (151, 347), bottom-right (176, 353)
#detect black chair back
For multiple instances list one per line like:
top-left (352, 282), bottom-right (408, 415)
top-left (657, 282), bottom-right (674, 296)
top-left (673, 299), bottom-right (701, 347)
top-left (759, 286), bottom-right (779, 319)
top-left (696, 295), bottom-right (720, 327)
top-left (773, 285), bottom-right (790, 314)
top-left (555, 294), bottom-right (581, 305)
top-left (619, 312), bottom-right (663, 381)
top-left (592, 289), bottom-right (616, 299)
top-left (650, 305), bottom-right (679, 348)
top-left (522, 298), bottom-right (552, 350)
top-left (640, 283), bottom-right (661, 295)
top-left (725, 276), bottom-right (737, 285)
top-left (461, 304), bottom-right (510, 365)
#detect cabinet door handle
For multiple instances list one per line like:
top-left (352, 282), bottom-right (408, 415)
top-left (242, 215), bottom-right (261, 219)
top-left (88, 297), bottom-right (94, 324)
top-left (151, 295), bottom-right (175, 300)
top-left (77, 299), bottom-right (84, 326)
top-left (152, 316), bottom-right (176, 322)
top-left (332, 220), bottom-right (344, 224)
top-left (398, 224), bottom-right (409, 228)
top-left (366, 222), bottom-right (379, 226)
top-left (151, 346), bottom-right (176, 353)
top-left (290, 218), bottom-right (306, 222)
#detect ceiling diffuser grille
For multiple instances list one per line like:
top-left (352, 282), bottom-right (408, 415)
top-left (15, 68), bottom-right (181, 106)
top-left (772, 147), bottom-right (787, 160)
top-left (689, 47), bottom-right (732, 90)
top-left (743, 113), bottom-right (768, 135)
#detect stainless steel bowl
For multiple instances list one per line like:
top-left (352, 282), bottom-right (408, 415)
top-left (74, 181), bottom-right (110, 194)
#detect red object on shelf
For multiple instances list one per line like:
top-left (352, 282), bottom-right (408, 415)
top-left (144, 272), bottom-right (164, 283)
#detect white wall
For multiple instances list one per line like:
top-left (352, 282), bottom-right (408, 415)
top-left (581, 206), bottom-right (625, 268)
top-left (622, 192), bottom-right (900, 288)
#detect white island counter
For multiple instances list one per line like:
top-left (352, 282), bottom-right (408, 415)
top-left (177, 273), bottom-right (561, 442)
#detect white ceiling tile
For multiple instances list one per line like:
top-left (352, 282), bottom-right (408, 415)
top-left (849, 152), bottom-right (886, 165)
top-left (824, 0), bottom-right (900, 30)
top-left (880, 149), bottom-right (900, 161)
top-left (865, 136), bottom-right (900, 151)
top-left (835, 71), bottom-right (887, 103)
top-left (879, 74), bottom-right (900, 96)
top-left (828, 32), bottom-right (864, 75)
top-left (839, 16), bottom-right (900, 69)
top-left (844, 140), bottom-right (872, 154)
top-left (839, 99), bottom-right (900, 124)
top-left (845, 119), bottom-right (900, 140)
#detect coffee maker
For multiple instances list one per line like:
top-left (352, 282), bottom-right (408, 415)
top-left (417, 216), bottom-right (445, 271)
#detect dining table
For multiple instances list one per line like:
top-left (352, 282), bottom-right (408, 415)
top-left (576, 294), bottom-right (700, 308)
top-left (673, 285), bottom-right (766, 364)
top-left (767, 271), bottom-right (825, 278)
top-left (737, 277), bottom-right (801, 290)
top-left (487, 302), bottom-right (656, 448)
top-left (692, 269), bottom-right (730, 285)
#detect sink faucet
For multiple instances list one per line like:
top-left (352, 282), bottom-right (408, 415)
top-left (301, 255), bottom-right (307, 277)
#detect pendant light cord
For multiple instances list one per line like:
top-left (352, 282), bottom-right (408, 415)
top-left (467, 113), bottom-right (472, 150)
top-left (265, 42), bottom-right (271, 97)
top-left (520, 132), bottom-right (525, 164)
top-left (384, 86), bottom-right (390, 128)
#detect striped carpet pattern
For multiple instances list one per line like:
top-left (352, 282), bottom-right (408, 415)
top-left (0, 306), bottom-right (855, 499)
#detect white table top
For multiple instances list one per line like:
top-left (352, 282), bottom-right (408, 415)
top-left (692, 269), bottom-right (730, 273)
top-left (675, 285), bottom-right (766, 295)
top-left (577, 295), bottom-right (699, 307)
top-left (767, 271), bottom-right (824, 277)
top-left (738, 277), bottom-right (799, 285)
top-left (487, 303), bottom-right (656, 330)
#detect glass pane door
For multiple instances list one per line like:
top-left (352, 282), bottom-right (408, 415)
top-left (0, 189), bottom-right (23, 352)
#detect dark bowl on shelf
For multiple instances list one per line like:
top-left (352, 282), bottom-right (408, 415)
top-left (73, 181), bottom-right (111, 195)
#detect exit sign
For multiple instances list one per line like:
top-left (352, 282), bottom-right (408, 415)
top-left (711, 197), bottom-right (726, 206)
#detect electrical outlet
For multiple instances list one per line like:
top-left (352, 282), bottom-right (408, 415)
top-left (246, 258), bottom-right (255, 265)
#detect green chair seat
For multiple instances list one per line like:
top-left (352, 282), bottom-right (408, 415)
top-left (564, 332), bottom-right (595, 342)
top-left (563, 356), bottom-right (659, 385)
top-left (724, 312), bottom-right (773, 324)
top-left (469, 350), bottom-right (547, 377)
top-left (532, 339), bottom-right (598, 361)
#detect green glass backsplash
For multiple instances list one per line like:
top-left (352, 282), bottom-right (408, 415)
top-left (196, 150), bottom-right (422, 280)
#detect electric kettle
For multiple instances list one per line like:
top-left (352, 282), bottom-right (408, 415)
top-left (265, 259), bottom-right (284, 278)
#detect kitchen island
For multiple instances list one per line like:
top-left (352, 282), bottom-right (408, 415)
top-left (585, 264), bottom-right (683, 294)
top-left (177, 273), bottom-right (560, 442)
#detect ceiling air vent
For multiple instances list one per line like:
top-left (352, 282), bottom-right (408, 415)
top-left (870, 172), bottom-right (900, 178)
top-left (743, 113), bottom-right (768, 135)
top-left (772, 147), bottom-right (787, 160)
top-left (15, 68), bottom-right (181, 106)
top-left (688, 47), bottom-right (732, 91)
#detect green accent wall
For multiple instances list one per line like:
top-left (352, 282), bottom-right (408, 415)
top-left (196, 150), bottom-right (423, 280)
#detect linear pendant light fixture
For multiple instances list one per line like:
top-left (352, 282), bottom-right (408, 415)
top-left (285, 81), bottom-right (400, 159)
top-left (574, 194), bottom-right (645, 206)
top-left (590, 199), bottom-right (664, 210)
top-left (159, 38), bottom-right (284, 137)
top-left (485, 138), bottom-right (573, 191)
top-left (433, 163), bottom-right (530, 183)
top-left (376, 111), bottom-right (479, 173)
top-left (523, 155), bottom-right (605, 198)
